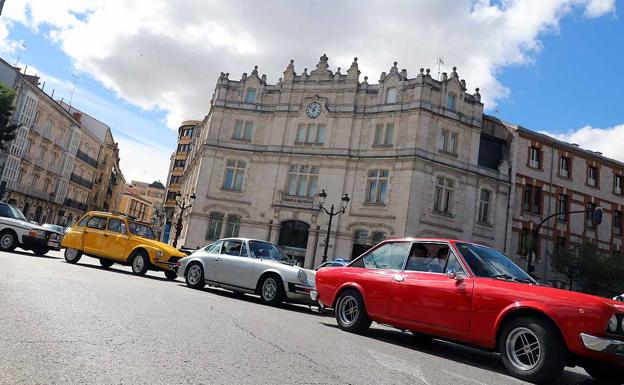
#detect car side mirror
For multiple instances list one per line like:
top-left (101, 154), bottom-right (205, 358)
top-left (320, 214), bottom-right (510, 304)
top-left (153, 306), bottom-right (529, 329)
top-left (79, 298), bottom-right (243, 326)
top-left (447, 271), bottom-right (464, 281)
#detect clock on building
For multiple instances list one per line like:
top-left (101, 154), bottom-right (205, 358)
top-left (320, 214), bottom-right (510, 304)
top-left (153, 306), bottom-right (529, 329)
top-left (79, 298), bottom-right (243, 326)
top-left (306, 102), bottom-right (321, 118)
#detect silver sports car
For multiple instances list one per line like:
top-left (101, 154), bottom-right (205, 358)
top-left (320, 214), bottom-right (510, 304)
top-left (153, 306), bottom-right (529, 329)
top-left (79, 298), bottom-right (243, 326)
top-left (175, 238), bottom-right (316, 305)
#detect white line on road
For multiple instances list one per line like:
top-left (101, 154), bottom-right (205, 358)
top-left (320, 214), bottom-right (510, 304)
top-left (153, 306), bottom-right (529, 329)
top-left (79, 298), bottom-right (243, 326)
top-left (442, 369), bottom-right (488, 385)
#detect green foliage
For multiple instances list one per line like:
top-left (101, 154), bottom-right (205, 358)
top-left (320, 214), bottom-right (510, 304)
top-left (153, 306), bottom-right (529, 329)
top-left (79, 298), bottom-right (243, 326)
top-left (0, 83), bottom-right (18, 150)
top-left (552, 243), bottom-right (624, 297)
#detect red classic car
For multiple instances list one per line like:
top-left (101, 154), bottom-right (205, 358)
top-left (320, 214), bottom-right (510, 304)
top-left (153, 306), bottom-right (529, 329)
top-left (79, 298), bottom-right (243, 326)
top-left (313, 238), bottom-right (624, 384)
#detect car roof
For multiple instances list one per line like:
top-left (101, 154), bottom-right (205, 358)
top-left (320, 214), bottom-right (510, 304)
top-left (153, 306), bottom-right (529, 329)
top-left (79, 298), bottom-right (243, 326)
top-left (218, 237), bottom-right (273, 243)
top-left (380, 237), bottom-right (484, 247)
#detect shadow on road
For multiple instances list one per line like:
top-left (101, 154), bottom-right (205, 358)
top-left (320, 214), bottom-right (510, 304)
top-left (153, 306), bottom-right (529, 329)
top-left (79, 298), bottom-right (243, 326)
top-left (319, 322), bottom-right (596, 384)
top-left (12, 248), bottom-right (61, 259)
top-left (178, 283), bottom-right (333, 317)
top-left (66, 260), bottom-right (171, 282)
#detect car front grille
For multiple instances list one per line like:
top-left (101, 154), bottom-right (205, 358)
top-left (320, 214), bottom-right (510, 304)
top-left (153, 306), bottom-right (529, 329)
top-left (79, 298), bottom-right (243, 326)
top-left (168, 256), bottom-right (182, 264)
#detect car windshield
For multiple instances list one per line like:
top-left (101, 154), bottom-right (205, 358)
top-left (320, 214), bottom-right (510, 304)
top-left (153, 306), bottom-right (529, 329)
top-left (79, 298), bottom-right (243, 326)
top-left (1, 204), bottom-right (28, 221)
top-left (248, 241), bottom-right (288, 261)
top-left (128, 221), bottom-right (156, 240)
top-left (455, 242), bottom-right (536, 284)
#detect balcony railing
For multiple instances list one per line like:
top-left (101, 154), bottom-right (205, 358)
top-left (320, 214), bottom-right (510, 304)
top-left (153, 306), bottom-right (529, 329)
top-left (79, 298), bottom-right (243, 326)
top-left (48, 163), bottom-right (61, 175)
top-left (76, 149), bottom-right (98, 168)
top-left (35, 157), bottom-right (47, 170)
top-left (54, 136), bottom-right (67, 149)
top-left (12, 183), bottom-right (52, 200)
top-left (70, 173), bottom-right (94, 189)
top-left (64, 198), bottom-right (88, 211)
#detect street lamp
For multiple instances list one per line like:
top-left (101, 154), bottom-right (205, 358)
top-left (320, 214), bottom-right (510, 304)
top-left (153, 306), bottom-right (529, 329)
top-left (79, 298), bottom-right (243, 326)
top-left (47, 192), bottom-right (54, 224)
top-left (172, 191), bottom-right (196, 248)
top-left (318, 189), bottom-right (350, 263)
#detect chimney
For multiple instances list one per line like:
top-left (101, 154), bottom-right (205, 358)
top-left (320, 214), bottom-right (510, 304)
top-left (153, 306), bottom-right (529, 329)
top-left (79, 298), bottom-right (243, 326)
top-left (72, 112), bottom-right (82, 122)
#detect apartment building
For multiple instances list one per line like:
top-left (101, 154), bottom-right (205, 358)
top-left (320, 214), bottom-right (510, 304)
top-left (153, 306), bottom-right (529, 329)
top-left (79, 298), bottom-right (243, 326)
top-left (172, 55), bottom-right (513, 268)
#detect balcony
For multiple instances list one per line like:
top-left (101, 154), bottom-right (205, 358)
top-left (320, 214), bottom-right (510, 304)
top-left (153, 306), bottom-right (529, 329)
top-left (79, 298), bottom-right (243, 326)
top-left (54, 136), bottom-right (67, 149)
top-left (12, 183), bottom-right (52, 200)
top-left (23, 152), bottom-right (34, 164)
top-left (48, 163), bottom-right (61, 175)
top-left (63, 198), bottom-right (88, 211)
top-left (76, 149), bottom-right (98, 168)
top-left (70, 173), bottom-right (94, 189)
top-left (35, 157), bottom-right (47, 170)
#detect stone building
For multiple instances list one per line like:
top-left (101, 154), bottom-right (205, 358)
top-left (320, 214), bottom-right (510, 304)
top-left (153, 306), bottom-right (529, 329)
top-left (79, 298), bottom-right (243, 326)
top-left (128, 180), bottom-right (166, 234)
top-left (119, 184), bottom-right (152, 222)
top-left (0, 57), bottom-right (125, 225)
top-left (173, 55), bottom-right (513, 268)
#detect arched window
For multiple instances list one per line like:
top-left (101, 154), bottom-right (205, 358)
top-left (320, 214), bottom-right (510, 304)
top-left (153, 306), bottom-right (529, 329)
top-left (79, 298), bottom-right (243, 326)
top-left (206, 212), bottom-right (224, 240)
top-left (224, 214), bottom-right (241, 238)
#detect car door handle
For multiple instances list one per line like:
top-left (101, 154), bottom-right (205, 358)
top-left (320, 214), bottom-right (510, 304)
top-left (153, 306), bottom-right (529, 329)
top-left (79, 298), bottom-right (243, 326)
top-left (215, 257), bottom-right (222, 262)
top-left (393, 275), bottom-right (405, 282)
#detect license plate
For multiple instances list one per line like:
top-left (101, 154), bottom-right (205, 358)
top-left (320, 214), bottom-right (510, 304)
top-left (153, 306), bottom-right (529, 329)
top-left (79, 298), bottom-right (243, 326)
top-left (47, 241), bottom-right (59, 247)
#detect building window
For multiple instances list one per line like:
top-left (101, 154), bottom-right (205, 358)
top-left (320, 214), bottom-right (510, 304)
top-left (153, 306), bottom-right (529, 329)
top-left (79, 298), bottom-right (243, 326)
top-left (177, 144), bottom-right (190, 153)
top-left (522, 184), bottom-right (541, 214)
top-left (529, 147), bottom-right (541, 169)
top-left (374, 123), bottom-right (394, 146)
top-left (518, 228), bottom-right (531, 256)
top-left (557, 194), bottom-right (568, 222)
top-left (615, 175), bottom-right (623, 195)
top-left (174, 159), bottom-right (186, 168)
top-left (477, 189), bottom-right (490, 224)
top-left (614, 210), bottom-right (622, 237)
top-left (587, 165), bottom-right (598, 187)
top-left (555, 236), bottom-right (567, 255)
top-left (206, 212), bottom-right (224, 240)
top-left (286, 165), bottom-right (319, 197)
top-left (560, 156), bottom-right (570, 178)
top-left (223, 159), bottom-right (246, 191)
top-left (447, 93), bottom-right (456, 111)
top-left (438, 129), bottom-right (458, 154)
top-left (233, 120), bottom-right (253, 141)
top-left (433, 176), bottom-right (454, 214)
top-left (296, 123), bottom-right (325, 145)
top-left (224, 215), bottom-right (241, 238)
top-left (371, 231), bottom-right (386, 245)
top-left (386, 88), bottom-right (397, 104)
top-left (366, 170), bottom-right (389, 204)
top-left (353, 230), bottom-right (368, 246)
top-left (586, 202), bottom-right (597, 229)
top-left (244, 88), bottom-right (256, 103)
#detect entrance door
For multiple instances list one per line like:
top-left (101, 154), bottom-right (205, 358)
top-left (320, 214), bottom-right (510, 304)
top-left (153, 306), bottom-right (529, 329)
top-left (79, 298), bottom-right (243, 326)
top-left (277, 220), bottom-right (309, 261)
top-left (388, 242), bottom-right (473, 332)
top-left (100, 218), bottom-right (129, 260)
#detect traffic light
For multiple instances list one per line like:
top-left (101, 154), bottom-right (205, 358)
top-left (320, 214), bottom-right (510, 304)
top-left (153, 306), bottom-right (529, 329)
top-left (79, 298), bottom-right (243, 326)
top-left (593, 207), bottom-right (603, 225)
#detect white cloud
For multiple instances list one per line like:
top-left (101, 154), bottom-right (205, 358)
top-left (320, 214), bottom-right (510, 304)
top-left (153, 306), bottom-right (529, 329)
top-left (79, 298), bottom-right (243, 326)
top-left (0, 0), bottom-right (617, 131)
top-left (116, 136), bottom-right (172, 184)
top-left (547, 124), bottom-right (624, 163)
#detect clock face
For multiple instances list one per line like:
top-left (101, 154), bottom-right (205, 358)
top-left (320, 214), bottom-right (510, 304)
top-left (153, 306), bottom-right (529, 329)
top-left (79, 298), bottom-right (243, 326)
top-left (306, 102), bottom-right (322, 118)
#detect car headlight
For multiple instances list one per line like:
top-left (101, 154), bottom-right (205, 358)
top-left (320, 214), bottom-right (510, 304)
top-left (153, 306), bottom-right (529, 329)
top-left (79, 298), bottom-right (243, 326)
top-left (156, 250), bottom-right (164, 259)
top-left (608, 314), bottom-right (618, 333)
top-left (28, 229), bottom-right (46, 238)
top-left (297, 269), bottom-right (308, 284)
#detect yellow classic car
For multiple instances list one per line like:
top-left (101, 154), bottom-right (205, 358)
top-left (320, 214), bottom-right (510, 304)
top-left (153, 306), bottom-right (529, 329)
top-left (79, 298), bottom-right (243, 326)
top-left (61, 211), bottom-right (186, 280)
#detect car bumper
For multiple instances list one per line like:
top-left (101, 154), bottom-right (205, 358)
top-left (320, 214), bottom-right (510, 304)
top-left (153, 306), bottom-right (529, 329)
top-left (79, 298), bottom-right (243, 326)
top-left (581, 333), bottom-right (624, 356)
top-left (286, 282), bottom-right (316, 305)
top-left (22, 235), bottom-right (61, 251)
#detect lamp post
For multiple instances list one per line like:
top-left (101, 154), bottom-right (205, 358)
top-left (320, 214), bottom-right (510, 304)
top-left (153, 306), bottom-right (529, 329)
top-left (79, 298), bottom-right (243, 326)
top-left (317, 189), bottom-right (350, 263)
top-left (47, 192), bottom-right (54, 224)
top-left (172, 191), bottom-right (196, 248)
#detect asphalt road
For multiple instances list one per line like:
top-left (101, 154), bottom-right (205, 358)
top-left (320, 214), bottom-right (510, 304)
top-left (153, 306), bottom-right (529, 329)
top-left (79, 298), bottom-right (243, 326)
top-left (1, 249), bottom-right (599, 385)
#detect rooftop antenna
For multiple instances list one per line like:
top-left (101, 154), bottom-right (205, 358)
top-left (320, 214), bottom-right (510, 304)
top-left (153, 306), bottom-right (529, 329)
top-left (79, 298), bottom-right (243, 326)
top-left (41, 81), bottom-right (46, 91)
top-left (13, 43), bottom-right (26, 66)
top-left (493, 107), bottom-right (500, 117)
top-left (51, 89), bottom-right (55, 99)
top-left (436, 57), bottom-right (444, 80)
top-left (68, 74), bottom-right (78, 107)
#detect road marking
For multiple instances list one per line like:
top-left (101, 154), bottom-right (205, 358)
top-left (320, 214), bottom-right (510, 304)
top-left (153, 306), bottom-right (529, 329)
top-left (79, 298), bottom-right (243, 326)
top-left (368, 350), bottom-right (430, 385)
top-left (442, 370), bottom-right (488, 385)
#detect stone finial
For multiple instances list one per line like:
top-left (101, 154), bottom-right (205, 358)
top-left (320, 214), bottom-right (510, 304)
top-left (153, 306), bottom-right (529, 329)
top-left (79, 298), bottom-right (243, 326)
top-left (461, 79), bottom-right (466, 89)
top-left (441, 72), bottom-right (448, 81)
top-left (400, 68), bottom-right (407, 79)
top-left (379, 71), bottom-right (387, 82)
top-left (301, 67), bottom-right (309, 80)
top-left (334, 67), bottom-right (342, 81)
top-left (389, 61), bottom-right (399, 74)
top-left (283, 59), bottom-right (296, 81)
top-left (251, 65), bottom-right (259, 76)
top-left (474, 87), bottom-right (481, 102)
top-left (451, 66), bottom-right (458, 78)
top-left (425, 69), bottom-right (431, 78)
top-left (347, 57), bottom-right (360, 80)
top-left (287, 59), bottom-right (294, 70)
top-left (241, 72), bottom-right (248, 82)
top-left (261, 74), bottom-right (267, 83)
top-left (311, 53), bottom-right (330, 75)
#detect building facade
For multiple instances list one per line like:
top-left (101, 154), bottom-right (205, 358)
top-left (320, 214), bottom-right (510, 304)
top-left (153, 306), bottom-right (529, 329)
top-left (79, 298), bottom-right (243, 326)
top-left (128, 180), bottom-right (166, 234)
top-left (119, 185), bottom-right (152, 222)
top-left (0, 57), bottom-right (125, 225)
top-left (173, 55), bottom-right (513, 268)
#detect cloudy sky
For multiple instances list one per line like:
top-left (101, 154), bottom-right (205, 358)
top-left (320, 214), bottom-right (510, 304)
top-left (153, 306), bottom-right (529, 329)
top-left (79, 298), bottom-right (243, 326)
top-left (0, 0), bottom-right (622, 183)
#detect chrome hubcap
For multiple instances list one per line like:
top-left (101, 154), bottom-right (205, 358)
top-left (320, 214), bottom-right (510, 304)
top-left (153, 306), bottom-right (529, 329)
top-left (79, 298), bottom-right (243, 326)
top-left (187, 265), bottom-right (201, 285)
top-left (506, 327), bottom-right (541, 371)
top-left (1, 234), bottom-right (13, 248)
top-left (66, 248), bottom-right (77, 260)
top-left (262, 278), bottom-right (277, 300)
top-left (338, 295), bottom-right (359, 326)
top-left (133, 255), bottom-right (144, 272)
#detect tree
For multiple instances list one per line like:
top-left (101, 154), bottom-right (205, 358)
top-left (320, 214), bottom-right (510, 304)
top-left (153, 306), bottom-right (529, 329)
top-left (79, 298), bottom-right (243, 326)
top-left (552, 243), bottom-right (624, 297)
top-left (0, 83), bottom-right (18, 150)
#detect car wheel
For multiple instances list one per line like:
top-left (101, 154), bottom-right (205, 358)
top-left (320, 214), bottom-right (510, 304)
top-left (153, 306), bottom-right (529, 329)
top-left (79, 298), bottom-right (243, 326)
top-left (99, 259), bottom-right (114, 268)
top-left (131, 251), bottom-right (149, 276)
top-left (64, 248), bottom-right (82, 264)
top-left (0, 230), bottom-right (17, 252)
top-left (185, 262), bottom-right (205, 289)
top-left (164, 270), bottom-right (177, 281)
top-left (584, 362), bottom-right (624, 384)
top-left (498, 316), bottom-right (565, 383)
top-left (335, 289), bottom-right (372, 333)
top-left (32, 247), bottom-right (49, 256)
top-left (258, 275), bottom-right (285, 305)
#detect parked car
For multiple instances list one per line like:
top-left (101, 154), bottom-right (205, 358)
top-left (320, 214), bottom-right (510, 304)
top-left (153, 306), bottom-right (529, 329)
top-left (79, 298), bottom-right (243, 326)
top-left (175, 238), bottom-right (316, 305)
top-left (42, 224), bottom-right (68, 236)
top-left (315, 258), bottom-right (349, 270)
top-left (0, 202), bottom-right (62, 256)
top-left (61, 211), bottom-right (186, 280)
top-left (314, 238), bottom-right (624, 384)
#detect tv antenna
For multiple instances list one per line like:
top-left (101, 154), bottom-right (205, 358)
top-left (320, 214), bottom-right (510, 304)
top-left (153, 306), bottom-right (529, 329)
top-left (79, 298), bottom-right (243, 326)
top-left (68, 74), bottom-right (79, 107)
top-left (14, 43), bottom-right (27, 66)
top-left (436, 57), bottom-right (444, 80)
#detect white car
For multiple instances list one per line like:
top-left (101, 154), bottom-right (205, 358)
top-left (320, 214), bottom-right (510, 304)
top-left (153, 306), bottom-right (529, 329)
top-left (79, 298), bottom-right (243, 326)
top-left (0, 202), bottom-right (62, 256)
top-left (175, 238), bottom-right (316, 305)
